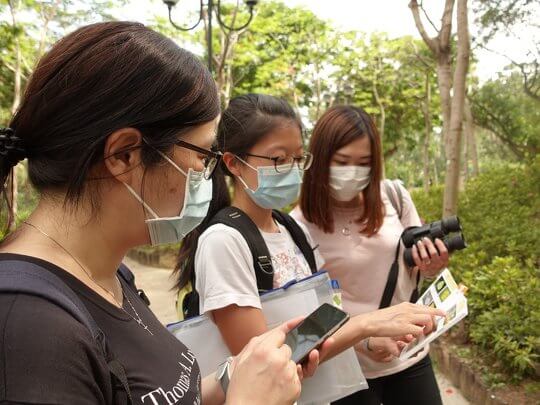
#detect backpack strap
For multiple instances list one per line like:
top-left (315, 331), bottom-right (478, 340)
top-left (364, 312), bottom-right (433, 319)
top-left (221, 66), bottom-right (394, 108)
top-left (118, 263), bottom-right (150, 306)
top-left (0, 260), bottom-right (133, 405)
top-left (271, 210), bottom-right (317, 274)
top-left (0, 260), bottom-right (102, 335)
top-left (183, 207), bottom-right (320, 318)
top-left (208, 206), bottom-right (274, 293)
top-left (383, 179), bottom-right (404, 220)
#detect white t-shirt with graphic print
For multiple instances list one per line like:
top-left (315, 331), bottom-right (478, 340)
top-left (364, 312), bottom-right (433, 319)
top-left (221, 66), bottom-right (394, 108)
top-left (194, 219), bottom-right (325, 315)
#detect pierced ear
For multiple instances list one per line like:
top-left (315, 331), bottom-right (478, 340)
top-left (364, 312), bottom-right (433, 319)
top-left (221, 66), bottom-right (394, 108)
top-left (222, 152), bottom-right (242, 177)
top-left (103, 128), bottom-right (143, 183)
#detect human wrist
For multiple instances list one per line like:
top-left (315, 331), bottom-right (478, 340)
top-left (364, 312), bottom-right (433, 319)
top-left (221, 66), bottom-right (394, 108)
top-left (352, 314), bottom-right (376, 341)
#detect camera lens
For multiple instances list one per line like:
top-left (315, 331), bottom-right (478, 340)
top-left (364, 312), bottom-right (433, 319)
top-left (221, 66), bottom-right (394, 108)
top-left (442, 216), bottom-right (461, 233)
top-left (444, 233), bottom-right (467, 253)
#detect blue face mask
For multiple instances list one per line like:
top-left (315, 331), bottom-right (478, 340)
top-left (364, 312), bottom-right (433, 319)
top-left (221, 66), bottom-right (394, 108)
top-left (125, 153), bottom-right (213, 246)
top-left (236, 156), bottom-right (303, 209)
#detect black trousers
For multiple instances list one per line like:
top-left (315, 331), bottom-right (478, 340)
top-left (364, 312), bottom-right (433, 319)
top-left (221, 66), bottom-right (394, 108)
top-left (332, 355), bottom-right (442, 405)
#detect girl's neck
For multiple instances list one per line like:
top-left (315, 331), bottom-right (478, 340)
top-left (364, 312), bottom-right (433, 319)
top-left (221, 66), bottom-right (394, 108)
top-left (232, 185), bottom-right (278, 233)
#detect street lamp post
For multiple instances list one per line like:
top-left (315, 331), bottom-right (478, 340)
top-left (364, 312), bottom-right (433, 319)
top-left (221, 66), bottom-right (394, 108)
top-left (163, 0), bottom-right (258, 73)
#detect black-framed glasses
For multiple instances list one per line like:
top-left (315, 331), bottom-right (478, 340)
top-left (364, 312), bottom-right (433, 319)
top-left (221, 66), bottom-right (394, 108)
top-left (244, 152), bottom-right (313, 173)
top-left (176, 140), bottom-right (223, 179)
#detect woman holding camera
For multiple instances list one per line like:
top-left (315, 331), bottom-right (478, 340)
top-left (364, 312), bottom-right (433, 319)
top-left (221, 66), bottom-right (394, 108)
top-left (291, 105), bottom-right (449, 405)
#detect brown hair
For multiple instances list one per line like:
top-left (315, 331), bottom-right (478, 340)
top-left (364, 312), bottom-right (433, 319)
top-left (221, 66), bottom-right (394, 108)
top-left (300, 105), bottom-right (384, 235)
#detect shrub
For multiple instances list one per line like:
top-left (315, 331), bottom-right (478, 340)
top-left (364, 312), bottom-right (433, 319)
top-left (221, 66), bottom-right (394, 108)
top-left (411, 158), bottom-right (540, 380)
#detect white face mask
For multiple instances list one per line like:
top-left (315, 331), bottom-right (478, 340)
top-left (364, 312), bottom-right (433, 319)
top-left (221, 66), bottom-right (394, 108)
top-left (125, 152), bottom-right (212, 246)
top-left (329, 166), bottom-right (371, 202)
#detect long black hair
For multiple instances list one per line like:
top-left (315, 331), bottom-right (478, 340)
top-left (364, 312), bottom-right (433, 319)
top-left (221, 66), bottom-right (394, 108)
top-left (1, 21), bottom-right (219, 223)
top-left (175, 93), bottom-right (302, 290)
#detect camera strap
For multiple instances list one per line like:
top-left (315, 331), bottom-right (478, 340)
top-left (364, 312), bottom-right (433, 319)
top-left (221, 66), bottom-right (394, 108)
top-left (379, 226), bottom-right (420, 309)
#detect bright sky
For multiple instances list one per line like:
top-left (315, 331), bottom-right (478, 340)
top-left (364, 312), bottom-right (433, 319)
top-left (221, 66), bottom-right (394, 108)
top-left (118, 0), bottom-right (538, 82)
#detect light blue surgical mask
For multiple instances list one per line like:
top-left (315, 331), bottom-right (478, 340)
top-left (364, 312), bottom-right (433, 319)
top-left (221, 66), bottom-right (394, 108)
top-left (125, 152), bottom-right (212, 246)
top-left (236, 156), bottom-right (303, 209)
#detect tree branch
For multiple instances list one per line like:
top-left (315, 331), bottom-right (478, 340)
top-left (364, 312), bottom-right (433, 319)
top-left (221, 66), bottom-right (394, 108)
top-left (470, 97), bottom-right (527, 159)
top-left (419, 1), bottom-right (440, 35)
top-left (409, 0), bottom-right (438, 54)
top-left (479, 44), bottom-right (540, 102)
top-left (384, 143), bottom-right (399, 158)
top-left (409, 39), bottom-right (434, 70)
top-left (439, 0), bottom-right (455, 50)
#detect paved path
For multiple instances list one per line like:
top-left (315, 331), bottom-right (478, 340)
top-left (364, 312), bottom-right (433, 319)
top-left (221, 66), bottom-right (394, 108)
top-left (124, 257), bottom-right (178, 326)
top-left (125, 257), bottom-right (471, 404)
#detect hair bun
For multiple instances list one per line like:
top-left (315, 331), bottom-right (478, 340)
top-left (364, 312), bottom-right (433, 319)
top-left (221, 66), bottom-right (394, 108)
top-left (0, 127), bottom-right (27, 168)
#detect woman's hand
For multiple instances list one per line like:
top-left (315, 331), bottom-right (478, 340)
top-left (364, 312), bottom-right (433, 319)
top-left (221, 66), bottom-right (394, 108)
top-left (411, 237), bottom-right (449, 278)
top-left (355, 336), bottom-right (413, 363)
top-left (298, 337), bottom-right (334, 379)
top-left (227, 317), bottom-right (323, 405)
top-left (363, 302), bottom-right (445, 338)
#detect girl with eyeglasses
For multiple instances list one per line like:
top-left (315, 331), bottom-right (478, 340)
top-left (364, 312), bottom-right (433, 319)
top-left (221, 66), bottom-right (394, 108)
top-left (176, 94), bottom-right (445, 385)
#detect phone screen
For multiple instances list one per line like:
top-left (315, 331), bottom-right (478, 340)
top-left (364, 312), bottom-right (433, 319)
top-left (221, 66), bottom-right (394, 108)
top-left (285, 303), bottom-right (349, 364)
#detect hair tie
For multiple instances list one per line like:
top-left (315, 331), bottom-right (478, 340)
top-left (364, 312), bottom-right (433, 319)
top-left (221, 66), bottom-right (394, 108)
top-left (0, 127), bottom-right (27, 167)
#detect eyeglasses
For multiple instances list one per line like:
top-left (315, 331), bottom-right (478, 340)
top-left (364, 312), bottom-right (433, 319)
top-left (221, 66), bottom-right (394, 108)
top-left (175, 140), bottom-right (223, 180)
top-left (244, 152), bottom-right (313, 173)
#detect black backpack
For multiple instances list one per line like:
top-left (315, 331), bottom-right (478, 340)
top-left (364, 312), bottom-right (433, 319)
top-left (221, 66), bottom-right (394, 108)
top-left (182, 206), bottom-right (318, 319)
top-left (0, 259), bottom-right (150, 405)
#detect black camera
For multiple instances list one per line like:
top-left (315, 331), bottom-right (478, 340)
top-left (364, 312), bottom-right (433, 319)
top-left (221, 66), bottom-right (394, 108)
top-left (402, 216), bottom-right (466, 267)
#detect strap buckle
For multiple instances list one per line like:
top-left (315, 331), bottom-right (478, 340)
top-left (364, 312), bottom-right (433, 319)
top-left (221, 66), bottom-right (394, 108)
top-left (137, 289), bottom-right (151, 306)
top-left (257, 255), bottom-right (273, 275)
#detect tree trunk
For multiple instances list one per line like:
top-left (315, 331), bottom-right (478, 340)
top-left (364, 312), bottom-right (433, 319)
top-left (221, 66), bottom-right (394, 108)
top-left (461, 121), bottom-right (468, 188)
top-left (314, 61), bottom-right (322, 119)
top-left (443, 0), bottom-right (470, 216)
top-left (436, 54), bottom-right (453, 149)
top-left (373, 79), bottom-right (385, 139)
top-left (422, 72), bottom-right (432, 192)
top-left (464, 98), bottom-right (479, 177)
top-left (433, 156), bottom-right (439, 185)
top-left (8, 0), bottom-right (21, 232)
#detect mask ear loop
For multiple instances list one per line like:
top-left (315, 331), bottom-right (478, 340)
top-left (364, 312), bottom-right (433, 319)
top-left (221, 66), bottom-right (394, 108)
top-left (234, 155), bottom-right (259, 192)
top-left (156, 150), bottom-right (189, 177)
top-left (124, 183), bottom-right (160, 219)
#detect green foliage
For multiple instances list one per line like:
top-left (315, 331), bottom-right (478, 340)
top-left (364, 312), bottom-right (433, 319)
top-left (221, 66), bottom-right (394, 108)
top-left (474, 0), bottom-right (538, 42)
top-left (231, 1), bottom-right (335, 110)
top-left (409, 184), bottom-right (444, 221)
top-left (468, 257), bottom-right (539, 379)
top-left (412, 160), bottom-right (540, 379)
top-left (470, 72), bottom-right (540, 160)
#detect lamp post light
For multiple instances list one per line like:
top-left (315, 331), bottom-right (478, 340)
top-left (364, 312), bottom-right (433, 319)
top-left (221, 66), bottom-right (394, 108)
top-left (163, 0), bottom-right (258, 73)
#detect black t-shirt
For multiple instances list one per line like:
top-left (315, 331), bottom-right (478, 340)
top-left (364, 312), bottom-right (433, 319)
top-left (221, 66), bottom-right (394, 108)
top-left (0, 253), bottom-right (202, 405)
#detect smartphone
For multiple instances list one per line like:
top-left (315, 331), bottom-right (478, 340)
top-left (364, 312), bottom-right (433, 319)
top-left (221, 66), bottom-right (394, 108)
top-left (285, 303), bottom-right (350, 364)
